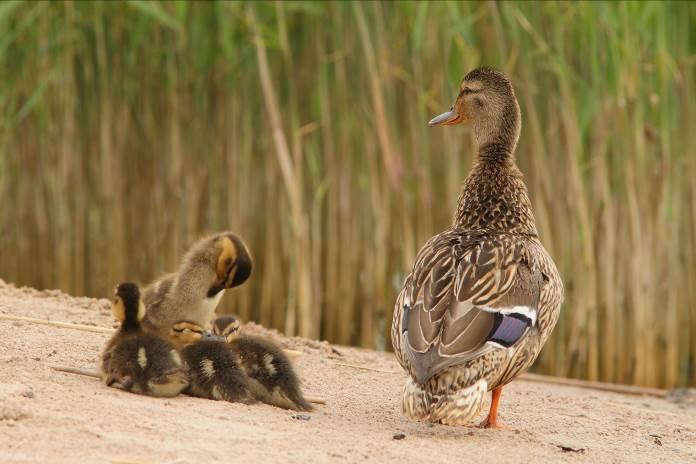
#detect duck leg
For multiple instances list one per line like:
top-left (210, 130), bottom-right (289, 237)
top-left (479, 386), bottom-right (503, 428)
top-left (106, 371), bottom-right (134, 391)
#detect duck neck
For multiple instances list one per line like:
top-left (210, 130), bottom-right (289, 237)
top-left (121, 311), bottom-right (141, 332)
top-left (453, 144), bottom-right (537, 236)
top-left (472, 95), bottom-right (521, 155)
top-left (176, 260), bottom-right (216, 302)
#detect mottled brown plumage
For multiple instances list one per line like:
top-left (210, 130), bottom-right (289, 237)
top-left (168, 320), bottom-right (255, 404)
top-left (213, 315), bottom-right (312, 411)
top-left (180, 339), bottom-right (255, 404)
top-left (392, 67), bottom-right (563, 427)
top-left (99, 283), bottom-right (188, 397)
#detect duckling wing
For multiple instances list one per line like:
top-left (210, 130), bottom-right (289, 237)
top-left (141, 274), bottom-right (178, 331)
top-left (142, 274), bottom-right (175, 310)
top-left (393, 230), bottom-right (542, 385)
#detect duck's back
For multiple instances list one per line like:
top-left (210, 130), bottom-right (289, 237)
top-left (181, 340), bottom-right (254, 404)
top-left (393, 229), bottom-right (549, 377)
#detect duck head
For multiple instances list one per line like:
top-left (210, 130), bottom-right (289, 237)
top-left (429, 67), bottom-right (521, 152)
top-left (212, 315), bottom-right (242, 343)
top-left (169, 321), bottom-right (224, 348)
top-left (204, 232), bottom-right (253, 298)
top-left (112, 282), bottom-right (145, 330)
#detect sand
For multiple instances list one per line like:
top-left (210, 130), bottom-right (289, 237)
top-left (0, 278), bottom-right (694, 464)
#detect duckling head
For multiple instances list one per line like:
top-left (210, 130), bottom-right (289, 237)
top-left (192, 232), bottom-right (253, 298)
top-left (429, 67), bottom-right (521, 153)
top-left (169, 321), bottom-right (224, 348)
top-left (212, 315), bottom-right (241, 342)
top-left (112, 282), bottom-right (146, 331)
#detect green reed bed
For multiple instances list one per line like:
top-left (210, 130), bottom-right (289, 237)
top-left (0, 1), bottom-right (693, 387)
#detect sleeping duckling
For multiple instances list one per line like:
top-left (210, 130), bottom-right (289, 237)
top-left (168, 321), bottom-right (255, 404)
top-left (141, 232), bottom-right (253, 339)
top-left (213, 315), bottom-right (312, 411)
top-left (99, 283), bottom-right (188, 397)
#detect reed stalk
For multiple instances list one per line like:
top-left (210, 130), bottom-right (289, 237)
top-left (0, 1), bottom-right (693, 387)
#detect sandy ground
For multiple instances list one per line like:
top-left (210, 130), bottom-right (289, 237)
top-left (0, 279), bottom-right (694, 464)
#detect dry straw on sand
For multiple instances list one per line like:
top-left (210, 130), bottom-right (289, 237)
top-left (2, 312), bottom-right (667, 399)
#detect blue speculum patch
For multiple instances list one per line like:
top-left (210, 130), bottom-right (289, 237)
top-left (487, 312), bottom-right (532, 347)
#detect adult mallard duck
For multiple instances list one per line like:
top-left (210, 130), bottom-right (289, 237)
top-left (391, 67), bottom-right (563, 427)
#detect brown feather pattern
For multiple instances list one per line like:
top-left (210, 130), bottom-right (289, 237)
top-left (392, 67), bottom-right (563, 425)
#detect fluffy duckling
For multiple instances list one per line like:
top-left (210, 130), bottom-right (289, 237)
top-left (141, 232), bottom-right (253, 340)
top-left (213, 315), bottom-right (312, 411)
top-left (168, 321), bottom-right (255, 404)
top-left (99, 283), bottom-right (188, 397)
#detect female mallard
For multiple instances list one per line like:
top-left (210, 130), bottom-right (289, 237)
top-left (391, 67), bottom-right (563, 428)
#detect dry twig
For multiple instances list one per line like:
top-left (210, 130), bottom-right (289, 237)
top-left (48, 363), bottom-right (326, 405)
top-left (47, 363), bottom-right (100, 378)
top-left (304, 396), bottom-right (326, 405)
top-left (3, 314), bottom-right (302, 358)
top-left (19, 314), bottom-right (668, 399)
top-left (334, 362), bottom-right (400, 374)
top-left (333, 362), bottom-right (669, 398)
top-left (520, 372), bottom-right (667, 398)
top-left (0, 314), bottom-right (112, 334)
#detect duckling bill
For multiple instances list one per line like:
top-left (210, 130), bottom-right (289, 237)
top-left (99, 283), bottom-right (188, 397)
top-left (213, 315), bottom-right (312, 411)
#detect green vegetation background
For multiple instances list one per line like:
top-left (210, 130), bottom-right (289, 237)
top-left (0, 1), bottom-right (694, 388)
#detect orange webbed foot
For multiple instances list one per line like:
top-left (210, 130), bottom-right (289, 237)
top-left (478, 417), bottom-right (503, 429)
top-left (479, 386), bottom-right (504, 429)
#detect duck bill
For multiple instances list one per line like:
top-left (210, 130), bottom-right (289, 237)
top-left (428, 108), bottom-right (463, 127)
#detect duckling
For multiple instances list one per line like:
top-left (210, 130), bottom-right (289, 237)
top-left (213, 315), bottom-right (312, 411)
top-left (99, 283), bottom-right (188, 397)
top-left (168, 321), bottom-right (255, 404)
top-left (141, 232), bottom-right (253, 340)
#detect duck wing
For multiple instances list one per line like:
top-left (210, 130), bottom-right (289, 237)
top-left (140, 273), bottom-right (178, 332)
top-left (393, 229), bottom-right (543, 385)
